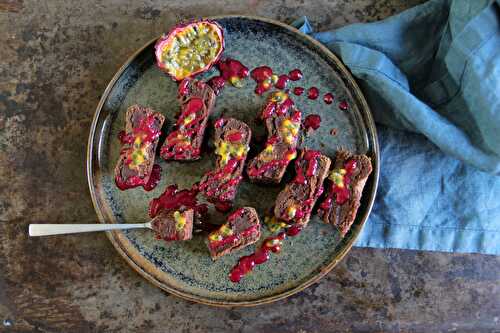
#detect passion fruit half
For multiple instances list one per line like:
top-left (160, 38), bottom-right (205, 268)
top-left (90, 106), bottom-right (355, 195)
top-left (155, 20), bottom-right (224, 81)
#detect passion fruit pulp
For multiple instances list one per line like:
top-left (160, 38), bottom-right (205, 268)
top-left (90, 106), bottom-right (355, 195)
top-left (155, 20), bottom-right (224, 81)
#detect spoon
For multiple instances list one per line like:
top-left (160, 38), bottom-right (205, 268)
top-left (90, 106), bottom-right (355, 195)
top-left (28, 222), bottom-right (153, 237)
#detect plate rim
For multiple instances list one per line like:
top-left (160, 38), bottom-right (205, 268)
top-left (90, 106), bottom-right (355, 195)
top-left (86, 14), bottom-right (380, 307)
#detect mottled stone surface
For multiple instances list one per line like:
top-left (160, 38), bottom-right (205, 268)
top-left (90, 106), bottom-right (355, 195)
top-left (1, 0), bottom-right (499, 332)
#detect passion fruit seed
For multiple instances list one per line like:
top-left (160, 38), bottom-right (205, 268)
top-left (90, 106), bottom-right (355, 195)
top-left (329, 169), bottom-right (345, 187)
top-left (174, 211), bottom-right (186, 231)
top-left (209, 232), bottom-right (223, 241)
top-left (220, 224), bottom-right (233, 236)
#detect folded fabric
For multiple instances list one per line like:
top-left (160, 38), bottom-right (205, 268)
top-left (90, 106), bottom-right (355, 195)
top-left (292, 0), bottom-right (500, 255)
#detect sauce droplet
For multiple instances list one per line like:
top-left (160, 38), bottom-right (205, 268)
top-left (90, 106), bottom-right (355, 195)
top-left (251, 66), bottom-right (274, 95)
top-left (275, 75), bottom-right (290, 90)
top-left (288, 69), bottom-right (303, 81)
top-left (218, 59), bottom-right (249, 87)
top-left (307, 87), bottom-right (319, 100)
top-left (339, 100), bottom-right (349, 110)
top-left (323, 93), bottom-right (334, 104)
top-left (303, 114), bottom-right (322, 131)
top-left (293, 87), bottom-right (304, 96)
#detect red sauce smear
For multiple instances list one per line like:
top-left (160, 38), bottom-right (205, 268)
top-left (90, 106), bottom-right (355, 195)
top-left (161, 97), bottom-right (204, 160)
top-left (319, 159), bottom-right (357, 211)
top-left (323, 93), bottom-right (334, 104)
top-left (209, 224), bottom-right (259, 250)
top-left (142, 164), bottom-right (162, 191)
top-left (261, 97), bottom-right (294, 119)
top-left (209, 209), bottom-right (258, 251)
top-left (339, 100), bottom-right (349, 110)
top-left (148, 184), bottom-right (207, 218)
top-left (303, 114), bottom-right (322, 131)
top-left (288, 69), bottom-right (303, 81)
top-left (219, 59), bottom-right (249, 82)
top-left (199, 158), bottom-right (243, 202)
top-left (307, 87), bottom-right (319, 100)
top-left (251, 66), bottom-right (274, 95)
top-left (229, 225), bottom-right (303, 283)
top-left (207, 59), bottom-right (249, 95)
top-left (207, 76), bottom-right (225, 96)
top-left (293, 87), bottom-right (304, 96)
top-left (293, 150), bottom-right (321, 185)
top-left (275, 74), bottom-right (289, 90)
top-left (214, 201), bottom-right (233, 213)
top-left (247, 148), bottom-right (296, 178)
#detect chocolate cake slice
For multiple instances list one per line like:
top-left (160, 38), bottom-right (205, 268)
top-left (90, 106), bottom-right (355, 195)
top-left (207, 207), bottom-right (261, 260)
top-left (274, 150), bottom-right (331, 226)
top-left (198, 118), bottom-right (251, 209)
top-left (151, 208), bottom-right (194, 241)
top-left (114, 105), bottom-right (165, 191)
top-left (318, 150), bottom-right (372, 237)
top-left (247, 91), bottom-right (301, 183)
top-left (160, 78), bottom-right (216, 161)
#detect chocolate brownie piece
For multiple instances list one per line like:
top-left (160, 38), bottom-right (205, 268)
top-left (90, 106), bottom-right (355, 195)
top-left (198, 118), bottom-right (251, 208)
top-left (318, 150), bottom-right (372, 237)
top-left (114, 105), bottom-right (165, 190)
top-left (160, 78), bottom-right (216, 161)
top-left (247, 91), bottom-right (301, 183)
top-left (207, 207), bottom-right (261, 260)
top-left (274, 150), bottom-right (331, 226)
top-left (151, 208), bottom-right (194, 241)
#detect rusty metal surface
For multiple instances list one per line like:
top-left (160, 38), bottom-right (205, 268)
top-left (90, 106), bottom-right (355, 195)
top-left (1, 0), bottom-right (499, 332)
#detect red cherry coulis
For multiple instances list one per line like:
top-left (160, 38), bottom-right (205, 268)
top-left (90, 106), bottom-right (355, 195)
top-left (275, 74), bottom-right (290, 90)
top-left (229, 224), bottom-right (303, 283)
top-left (148, 184), bottom-right (207, 218)
top-left (142, 164), bottom-right (162, 191)
top-left (339, 100), bottom-right (349, 110)
top-left (251, 66), bottom-right (274, 95)
top-left (293, 87), bottom-right (304, 96)
top-left (288, 69), bottom-right (303, 81)
top-left (307, 87), bottom-right (319, 100)
top-left (303, 114), bottom-right (322, 131)
top-left (323, 93), bottom-right (334, 104)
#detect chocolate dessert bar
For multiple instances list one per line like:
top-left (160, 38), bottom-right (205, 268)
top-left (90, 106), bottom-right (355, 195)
top-left (318, 150), bottom-right (372, 237)
top-left (151, 208), bottom-right (194, 241)
top-left (274, 150), bottom-right (331, 226)
top-left (114, 105), bottom-right (165, 190)
top-left (160, 78), bottom-right (216, 160)
top-left (247, 91), bottom-right (301, 183)
top-left (207, 207), bottom-right (261, 260)
top-left (198, 118), bottom-right (251, 208)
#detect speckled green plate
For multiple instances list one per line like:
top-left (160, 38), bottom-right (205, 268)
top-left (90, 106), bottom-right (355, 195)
top-left (87, 15), bottom-right (379, 306)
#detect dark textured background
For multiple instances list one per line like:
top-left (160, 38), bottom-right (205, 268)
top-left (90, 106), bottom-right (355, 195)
top-left (1, 0), bottom-right (499, 332)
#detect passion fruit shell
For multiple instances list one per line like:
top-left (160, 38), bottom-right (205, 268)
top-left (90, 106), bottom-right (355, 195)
top-left (155, 20), bottom-right (224, 81)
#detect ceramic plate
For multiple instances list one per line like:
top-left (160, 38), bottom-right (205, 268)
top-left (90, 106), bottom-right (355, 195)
top-left (87, 15), bottom-right (379, 306)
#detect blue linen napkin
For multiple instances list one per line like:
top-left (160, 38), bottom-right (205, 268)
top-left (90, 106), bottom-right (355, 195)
top-left (292, 0), bottom-right (500, 255)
